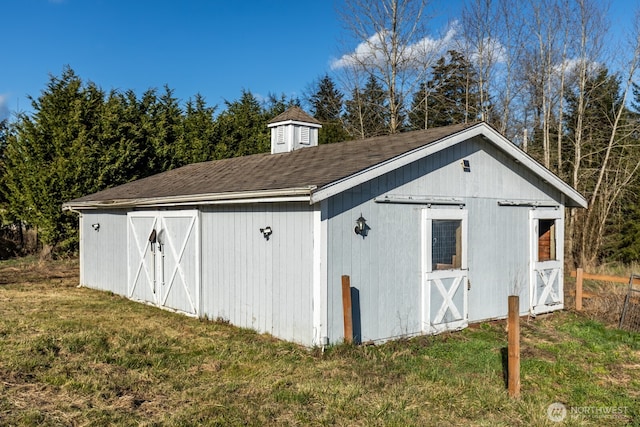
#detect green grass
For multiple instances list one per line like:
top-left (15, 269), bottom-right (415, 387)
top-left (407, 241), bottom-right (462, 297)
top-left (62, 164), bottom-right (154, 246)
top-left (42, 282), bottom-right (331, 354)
top-left (0, 257), bottom-right (638, 426)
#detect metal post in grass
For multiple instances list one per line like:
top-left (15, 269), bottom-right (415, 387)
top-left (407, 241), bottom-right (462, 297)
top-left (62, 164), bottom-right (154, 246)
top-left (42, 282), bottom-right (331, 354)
top-left (341, 275), bottom-right (353, 344)
top-left (508, 295), bottom-right (521, 398)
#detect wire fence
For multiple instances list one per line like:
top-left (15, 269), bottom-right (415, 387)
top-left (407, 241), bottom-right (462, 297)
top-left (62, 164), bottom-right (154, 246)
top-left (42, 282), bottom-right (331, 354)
top-left (568, 269), bottom-right (640, 333)
top-left (619, 274), bottom-right (640, 332)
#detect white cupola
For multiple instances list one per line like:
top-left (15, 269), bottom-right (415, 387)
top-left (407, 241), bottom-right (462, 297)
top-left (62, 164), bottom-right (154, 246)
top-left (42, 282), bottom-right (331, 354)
top-left (267, 106), bottom-right (322, 154)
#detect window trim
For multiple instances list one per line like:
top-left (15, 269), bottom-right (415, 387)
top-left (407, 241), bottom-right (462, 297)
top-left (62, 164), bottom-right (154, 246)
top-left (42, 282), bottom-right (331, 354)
top-left (423, 208), bottom-right (468, 273)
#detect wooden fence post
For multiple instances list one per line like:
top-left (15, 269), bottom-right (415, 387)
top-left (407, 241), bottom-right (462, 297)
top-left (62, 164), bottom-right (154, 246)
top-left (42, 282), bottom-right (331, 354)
top-left (508, 295), bottom-right (521, 398)
top-left (341, 275), bottom-right (353, 344)
top-left (575, 267), bottom-right (583, 311)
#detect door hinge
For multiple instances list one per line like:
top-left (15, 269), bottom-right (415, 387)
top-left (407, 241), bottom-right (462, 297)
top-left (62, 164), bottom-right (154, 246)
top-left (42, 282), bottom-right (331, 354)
top-left (467, 280), bottom-right (471, 291)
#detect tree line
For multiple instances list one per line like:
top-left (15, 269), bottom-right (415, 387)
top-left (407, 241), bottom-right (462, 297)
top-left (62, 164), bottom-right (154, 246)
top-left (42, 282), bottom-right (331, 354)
top-left (2, 0), bottom-right (640, 268)
top-left (332, 0), bottom-right (640, 268)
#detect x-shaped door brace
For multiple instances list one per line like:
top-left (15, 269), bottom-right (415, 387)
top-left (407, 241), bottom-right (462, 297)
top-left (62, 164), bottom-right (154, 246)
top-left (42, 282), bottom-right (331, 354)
top-left (129, 216), bottom-right (158, 299)
top-left (536, 268), bottom-right (560, 307)
top-left (432, 276), bottom-right (463, 324)
top-left (159, 215), bottom-right (197, 313)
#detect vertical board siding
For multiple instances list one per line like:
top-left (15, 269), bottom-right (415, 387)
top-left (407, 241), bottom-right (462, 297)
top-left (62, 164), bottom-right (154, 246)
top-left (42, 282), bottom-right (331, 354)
top-left (327, 136), bottom-right (563, 344)
top-left (78, 135), bottom-right (567, 347)
top-left (80, 211), bottom-right (128, 295)
top-left (200, 203), bottom-right (314, 346)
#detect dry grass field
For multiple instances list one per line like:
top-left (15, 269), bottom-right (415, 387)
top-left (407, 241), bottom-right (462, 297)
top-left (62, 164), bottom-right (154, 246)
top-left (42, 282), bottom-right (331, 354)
top-left (0, 257), bottom-right (638, 426)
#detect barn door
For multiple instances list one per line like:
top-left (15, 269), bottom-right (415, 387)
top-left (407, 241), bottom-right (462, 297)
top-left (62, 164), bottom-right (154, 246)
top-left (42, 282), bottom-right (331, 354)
top-left (128, 213), bottom-right (160, 305)
top-left (422, 209), bottom-right (468, 334)
top-left (128, 211), bottom-right (200, 315)
top-left (529, 209), bottom-right (564, 315)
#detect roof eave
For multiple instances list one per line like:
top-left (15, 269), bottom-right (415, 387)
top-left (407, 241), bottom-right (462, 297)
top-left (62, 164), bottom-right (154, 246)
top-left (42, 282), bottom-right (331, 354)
top-left (62, 187), bottom-right (315, 211)
top-left (310, 122), bottom-right (588, 209)
top-left (478, 125), bottom-right (588, 209)
top-left (267, 119), bottom-right (322, 129)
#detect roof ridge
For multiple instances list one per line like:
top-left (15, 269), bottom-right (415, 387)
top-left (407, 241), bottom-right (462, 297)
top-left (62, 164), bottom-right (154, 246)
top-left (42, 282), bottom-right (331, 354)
top-left (268, 106), bottom-right (321, 125)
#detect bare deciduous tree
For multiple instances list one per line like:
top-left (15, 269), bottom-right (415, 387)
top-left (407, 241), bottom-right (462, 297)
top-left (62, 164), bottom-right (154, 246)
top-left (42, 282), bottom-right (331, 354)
top-left (574, 8), bottom-right (640, 267)
top-left (336, 0), bottom-right (431, 134)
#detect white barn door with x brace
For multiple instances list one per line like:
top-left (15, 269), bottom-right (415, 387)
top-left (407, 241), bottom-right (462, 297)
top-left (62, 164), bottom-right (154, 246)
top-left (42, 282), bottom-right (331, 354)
top-left (422, 208), bottom-right (468, 334)
top-left (529, 209), bottom-right (564, 315)
top-left (128, 210), bottom-right (200, 316)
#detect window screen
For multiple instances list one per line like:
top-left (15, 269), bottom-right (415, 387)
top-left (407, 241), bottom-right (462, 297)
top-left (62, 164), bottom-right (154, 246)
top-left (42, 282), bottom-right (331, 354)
top-left (432, 220), bottom-right (462, 270)
top-left (538, 219), bottom-right (556, 261)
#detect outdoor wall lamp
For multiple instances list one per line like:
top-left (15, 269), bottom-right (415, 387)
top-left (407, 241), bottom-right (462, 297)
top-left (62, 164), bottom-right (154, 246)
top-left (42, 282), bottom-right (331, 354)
top-left (260, 226), bottom-right (272, 240)
top-left (354, 214), bottom-right (367, 237)
top-left (91, 223), bottom-right (100, 231)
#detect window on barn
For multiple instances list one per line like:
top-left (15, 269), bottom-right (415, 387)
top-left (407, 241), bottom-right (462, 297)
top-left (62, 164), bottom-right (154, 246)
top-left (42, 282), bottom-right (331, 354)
top-left (432, 220), bottom-right (462, 270)
top-left (538, 219), bottom-right (556, 261)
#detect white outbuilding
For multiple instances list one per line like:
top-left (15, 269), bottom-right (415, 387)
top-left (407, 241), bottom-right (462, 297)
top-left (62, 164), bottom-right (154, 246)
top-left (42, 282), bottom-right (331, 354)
top-left (64, 107), bottom-right (587, 346)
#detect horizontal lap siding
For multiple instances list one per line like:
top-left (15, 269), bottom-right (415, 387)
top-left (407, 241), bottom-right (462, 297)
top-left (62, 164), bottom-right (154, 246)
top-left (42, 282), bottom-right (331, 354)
top-left (200, 203), bottom-right (314, 346)
top-left (327, 136), bottom-right (561, 343)
top-left (80, 211), bottom-right (128, 295)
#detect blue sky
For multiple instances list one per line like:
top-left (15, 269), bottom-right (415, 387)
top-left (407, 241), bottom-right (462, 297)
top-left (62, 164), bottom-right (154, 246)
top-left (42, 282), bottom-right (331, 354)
top-left (0, 0), bottom-right (637, 120)
top-left (0, 0), bottom-right (467, 119)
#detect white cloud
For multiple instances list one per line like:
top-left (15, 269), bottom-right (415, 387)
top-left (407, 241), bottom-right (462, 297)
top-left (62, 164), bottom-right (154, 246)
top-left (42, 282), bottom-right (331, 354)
top-left (464, 36), bottom-right (507, 66)
top-left (330, 31), bottom-right (391, 70)
top-left (330, 21), bottom-right (459, 71)
top-left (552, 57), bottom-right (601, 79)
top-left (405, 23), bottom-right (459, 67)
top-left (0, 94), bottom-right (9, 120)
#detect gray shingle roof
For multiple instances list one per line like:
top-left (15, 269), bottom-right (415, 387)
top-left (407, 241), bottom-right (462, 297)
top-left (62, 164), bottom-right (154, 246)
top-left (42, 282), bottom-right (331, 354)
top-left (267, 106), bottom-right (321, 125)
top-left (63, 122), bottom-right (478, 207)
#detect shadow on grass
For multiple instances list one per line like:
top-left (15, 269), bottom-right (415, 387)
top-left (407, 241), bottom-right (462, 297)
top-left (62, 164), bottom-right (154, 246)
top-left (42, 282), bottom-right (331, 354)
top-left (500, 347), bottom-right (508, 389)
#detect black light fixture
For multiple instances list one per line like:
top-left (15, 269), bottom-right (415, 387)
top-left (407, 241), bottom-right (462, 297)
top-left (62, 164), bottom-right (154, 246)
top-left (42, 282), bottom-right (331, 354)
top-left (260, 226), bottom-right (273, 240)
top-left (354, 214), bottom-right (367, 237)
top-left (91, 223), bottom-right (100, 231)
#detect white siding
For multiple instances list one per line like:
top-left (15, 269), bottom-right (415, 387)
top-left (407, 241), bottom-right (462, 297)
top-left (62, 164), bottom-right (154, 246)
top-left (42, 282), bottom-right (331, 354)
top-left (79, 210), bottom-right (128, 295)
top-left (200, 203), bottom-right (315, 346)
top-left (326, 136), bottom-right (564, 343)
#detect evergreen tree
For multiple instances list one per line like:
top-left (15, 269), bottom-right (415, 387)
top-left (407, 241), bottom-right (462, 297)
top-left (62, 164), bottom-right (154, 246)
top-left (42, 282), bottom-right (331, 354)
top-left (409, 82), bottom-right (429, 130)
top-left (564, 66), bottom-right (640, 264)
top-left (96, 89), bottom-right (157, 186)
top-left (309, 74), bottom-right (350, 144)
top-left (0, 118), bottom-right (8, 222)
top-left (606, 81), bottom-right (640, 263)
top-left (344, 75), bottom-right (389, 139)
top-left (213, 90), bottom-right (269, 158)
top-left (422, 50), bottom-right (483, 128)
top-left (1, 67), bottom-right (105, 253)
top-left (0, 118), bottom-right (7, 154)
top-left (264, 93), bottom-right (300, 119)
top-left (564, 67), bottom-right (624, 192)
top-left (148, 86), bottom-right (183, 171)
top-left (176, 94), bottom-right (217, 166)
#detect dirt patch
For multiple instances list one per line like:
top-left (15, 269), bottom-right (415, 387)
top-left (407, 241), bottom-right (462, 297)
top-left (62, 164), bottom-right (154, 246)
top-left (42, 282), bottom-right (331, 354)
top-left (0, 258), bottom-right (79, 286)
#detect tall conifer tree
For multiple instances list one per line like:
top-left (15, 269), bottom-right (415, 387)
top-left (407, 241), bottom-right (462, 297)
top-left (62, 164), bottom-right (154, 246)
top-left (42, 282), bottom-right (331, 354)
top-left (309, 74), bottom-right (350, 143)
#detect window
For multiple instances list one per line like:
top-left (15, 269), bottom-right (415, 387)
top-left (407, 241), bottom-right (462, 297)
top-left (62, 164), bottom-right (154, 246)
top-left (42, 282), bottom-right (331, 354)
top-left (432, 219), bottom-right (462, 270)
top-left (538, 219), bottom-right (556, 261)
